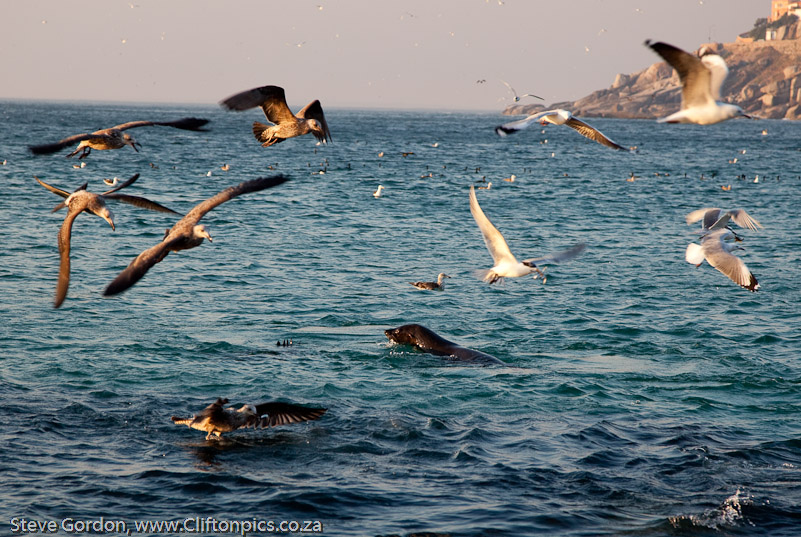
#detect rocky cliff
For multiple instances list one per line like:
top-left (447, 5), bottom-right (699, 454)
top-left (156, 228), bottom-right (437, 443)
top-left (504, 21), bottom-right (801, 120)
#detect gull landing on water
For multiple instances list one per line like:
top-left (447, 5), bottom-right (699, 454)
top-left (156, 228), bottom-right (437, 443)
top-left (220, 85), bottom-right (331, 147)
top-left (469, 186), bottom-right (585, 284)
top-left (171, 398), bottom-right (327, 440)
top-left (409, 273), bottom-right (451, 290)
top-left (28, 117), bottom-right (210, 159)
top-left (495, 109), bottom-right (629, 151)
top-left (686, 228), bottom-right (759, 292)
top-left (645, 40), bottom-right (751, 124)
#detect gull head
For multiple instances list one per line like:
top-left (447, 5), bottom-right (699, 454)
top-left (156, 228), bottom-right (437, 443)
top-left (123, 133), bottom-right (141, 152)
top-left (99, 206), bottom-right (116, 231)
top-left (193, 224), bottom-right (212, 243)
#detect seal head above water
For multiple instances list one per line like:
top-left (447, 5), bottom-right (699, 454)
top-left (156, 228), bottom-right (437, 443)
top-left (385, 323), bottom-right (505, 366)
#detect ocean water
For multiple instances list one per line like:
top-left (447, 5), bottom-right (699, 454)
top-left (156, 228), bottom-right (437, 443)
top-left (1, 100), bottom-right (800, 537)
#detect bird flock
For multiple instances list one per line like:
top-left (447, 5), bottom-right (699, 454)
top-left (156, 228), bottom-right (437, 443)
top-left (26, 38), bottom-right (765, 438)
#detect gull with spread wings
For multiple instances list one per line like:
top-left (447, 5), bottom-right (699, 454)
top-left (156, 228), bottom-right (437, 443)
top-left (645, 40), bottom-right (751, 124)
top-left (220, 85), bottom-right (331, 147)
top-left (495, 109), bottom-right (629, 151)
top-left (172, 397), bottom-right (327, 440)
top-left (29, 117), bottom-right (210, 159)
top-left (36, 174), bottom-right (179, 308)
top-left (104, 175), bottom-right (289, 297)
top-left (469, 186), bottom-right (585, 284)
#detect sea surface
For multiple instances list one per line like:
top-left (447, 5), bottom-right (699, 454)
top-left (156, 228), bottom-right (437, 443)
top-left (1, 101), bottom-right (800, 537)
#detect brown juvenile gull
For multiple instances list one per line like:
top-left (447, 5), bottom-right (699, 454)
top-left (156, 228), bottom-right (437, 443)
top-left (37, 174), bottom-right (180, 308)
top-left (409, 273), bottom-right (451, 290)
top-left (645, 40), bottom-right (751, 124)
top-left (171, 398), bottom-right (327, 440)
top-left (103, 175), bottom-right (289, 296)
top-left (470, 185), bottom-right (585, 284)
top-left (49, 187), bottom-right (115, 308)
top-left (219, 85), bottom-right (331, 147)
top-left (29, 117), bottom-right (210, 159)
top-left (495, 109), bottom-right (628, 151)
top-left (685, 228), bottom-right (759, 292)
top-left (36, 173), bottom-right (179, 215)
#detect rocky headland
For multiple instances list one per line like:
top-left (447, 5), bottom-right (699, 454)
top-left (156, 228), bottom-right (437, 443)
top-left (504, 18), bottom-right (801, 120)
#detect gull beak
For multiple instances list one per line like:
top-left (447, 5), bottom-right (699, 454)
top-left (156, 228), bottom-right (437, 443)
top-left (105, 217), bottom-right (115, 231)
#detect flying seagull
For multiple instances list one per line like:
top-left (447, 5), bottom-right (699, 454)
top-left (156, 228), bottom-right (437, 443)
top-left (29, 117), bottom-right (210, 159)
top-left (409, 273), bottom-right (451, 290)
top-left (219, 85), bottom-right (331, 147)
top-left (36, 173), bottom-right (179, 215)
top-left (685, 207), bottom-right (763, 241)
top-left (103, 175), bottom-right (289, 296)
top-left (685, 228), bottom-right (759, 291)
top-left (172, 397), bottom-right (327, 440)
top-left (495, 109), bottom-right (628, 150)
top-left (469, 186), bottom-right (585, 284)
top-left (501, 80), bottom-right (543, 102)
top-left (47, 187), bottom-right (115, 308)
top-left (645, 40), bottom-right (751, 124)
top-left (36, 174), bottom-right (180, 308)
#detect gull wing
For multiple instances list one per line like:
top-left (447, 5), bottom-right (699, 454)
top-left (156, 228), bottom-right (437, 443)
top-left (103, 193), bottom-right (180, 214)
top-left (701, 230), bottom-right (759, 291)
top-left (711, 209), bottom-right (763, 231)
top-left (101, 173), bottom-right (140, 195)
top-left (522, 243), bottom-right (586, 266)
top-left (297, 100), bottom-right (332, 143)
top-left (111, 117), bottom-right (210, 131)
top-left (250, 402), bottom-right (327, 429)
top-left (564, 117), bottom-right (628, 150)
top-left (54, 206), bottom-right (83, 308)
top-left (29, 133), bottom-right (113, 155)
top-left (646, 40), bottom-right (714, 109)
top-left (103, 239), bottom-right (175, 296)
top-left (219, 85), bottom-right (296, 125)
top-left (700, 53), bottom-right (729, 101)
top-left (469, 186), bottom-right (517, 265)
top-left (494, 110), bottom-right (553, 136)
top-left (685, 207), bottom-right (721, 228)
top-left (179, 175), bottom-right (290, 228)
top-left (35, 176), bottom-right (72, 199)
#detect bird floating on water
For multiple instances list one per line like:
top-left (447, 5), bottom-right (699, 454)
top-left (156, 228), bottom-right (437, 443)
top-left (469, 186), bottom-right (585, 284)
top-left (409, 273), bottom-right (451, 290)
top-left (495, 109), bottom-right (628, 151)
top-left (373, 185), bottom-right (384, 198)
top-left (645, 40), bottom-right (751, 124)
top-left (103, 175), bottom-right (289, 297)
top-left (29, 117), bottom-right (210, 159)
top-left (171, 397), bottom-right (326, 440)
top-left (685, 228), bottom-right (759, 291)
top-left (220, 85), bottom-right (331, 147)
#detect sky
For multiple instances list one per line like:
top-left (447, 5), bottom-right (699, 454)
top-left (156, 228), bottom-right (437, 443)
top-left (2, 0), bottom-right (769, 111)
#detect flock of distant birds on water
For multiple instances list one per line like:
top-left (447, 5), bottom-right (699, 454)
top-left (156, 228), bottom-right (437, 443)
top-left (21, 40), bottom-right (767, 439)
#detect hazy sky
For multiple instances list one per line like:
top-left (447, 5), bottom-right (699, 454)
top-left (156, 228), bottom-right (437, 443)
top-left (3, 0), bottom-right (768, 111)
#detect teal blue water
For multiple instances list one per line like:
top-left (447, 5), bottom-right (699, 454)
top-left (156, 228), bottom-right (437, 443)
top-left (1, 101), bottom-right (801, 536)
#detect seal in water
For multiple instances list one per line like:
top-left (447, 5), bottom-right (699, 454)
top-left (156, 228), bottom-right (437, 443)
top-left (384, 323), bottom-right (505, 365)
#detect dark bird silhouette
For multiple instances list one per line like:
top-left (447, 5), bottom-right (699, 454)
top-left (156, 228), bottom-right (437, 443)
top-left (29, 117), bottom-right (210, 158)
top-left (104, 175), bottom-right (289, 296)
top-left (171, 397), bottom-right (327, 440)
top-left (220, 85), bottom-right (331, 147)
